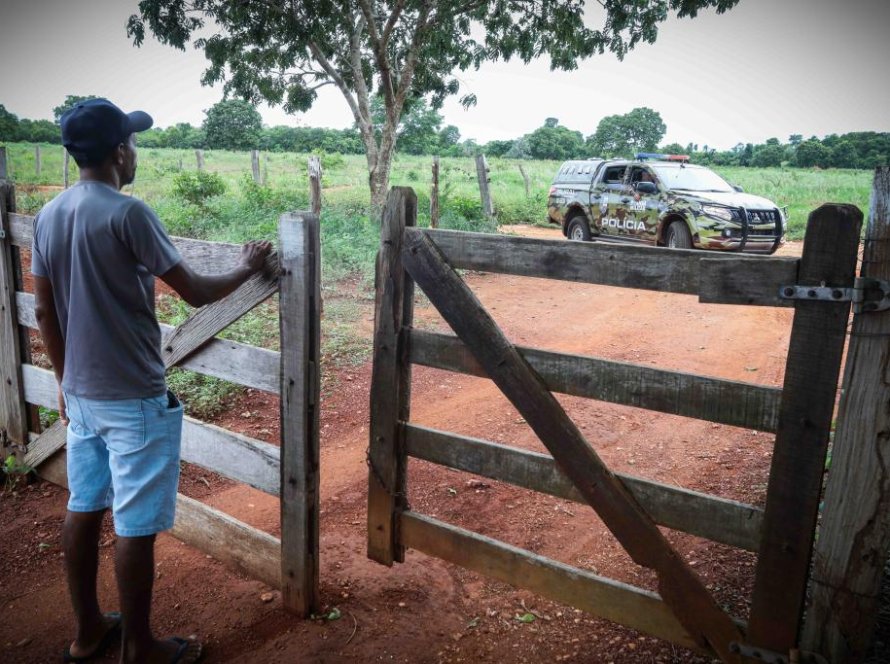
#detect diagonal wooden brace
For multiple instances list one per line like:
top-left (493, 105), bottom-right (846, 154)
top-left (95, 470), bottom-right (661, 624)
top-left (162, 253), bottom-right (279, 369)
top-left (400, 228), bottom-right (743, 662)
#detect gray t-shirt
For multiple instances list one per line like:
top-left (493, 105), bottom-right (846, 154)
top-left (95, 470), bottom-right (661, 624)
top-left (31, 181), bottom-right (181, 399)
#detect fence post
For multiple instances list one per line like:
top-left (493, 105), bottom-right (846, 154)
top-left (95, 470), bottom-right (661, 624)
top-left (0, 171), bottom-right (29, 462)
top-left (367, 187), bottom-right (416, 566)
top-left (518, 162), bottom-right (530, 198)
top-left (801, 167), bottom-right (890, 662)
top-left (34, 145), bottom-right (41, 178)
top-left (308, 156), bottom-right (322, 216)
top-left (63, 149), bottom-right (70, 188)
top-left (278, 211), bottom-right (321, 616)
top-left (195, 149), bottom-right (204, 171)
top-left (251, 150), bottom-right (261, 184)
top-left (430, 156), bottom-right (440, 229)
top-left (475, 153), bottom-right (494, 218)
top-left (746, 203), bottom-right (863, 654)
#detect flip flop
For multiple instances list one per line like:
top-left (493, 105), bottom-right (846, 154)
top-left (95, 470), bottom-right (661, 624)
top-left (169, 636), bottom-right (203, 663)
top-left (62, 612), bottom-right (122, 662)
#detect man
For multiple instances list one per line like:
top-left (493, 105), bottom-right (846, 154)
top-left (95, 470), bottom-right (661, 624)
top-left (32, 98), bottom-right (272, 663)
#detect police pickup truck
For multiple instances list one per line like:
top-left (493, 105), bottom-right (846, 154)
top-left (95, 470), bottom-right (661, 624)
top-left (546, 154), bottom-right (786, 254)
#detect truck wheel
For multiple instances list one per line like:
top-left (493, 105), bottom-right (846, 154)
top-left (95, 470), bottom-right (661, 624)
top-left (665, 221), bottom-right (693, 249)
top-left (567, 217), bottom-right (592, 241)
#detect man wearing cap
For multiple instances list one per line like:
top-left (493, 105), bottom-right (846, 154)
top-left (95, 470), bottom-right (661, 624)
top-left (32, 98), bottom-right (271, 663)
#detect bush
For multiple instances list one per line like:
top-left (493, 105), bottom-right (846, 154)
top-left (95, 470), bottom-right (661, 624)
top-left (171, 170), bottom-right (226, 206)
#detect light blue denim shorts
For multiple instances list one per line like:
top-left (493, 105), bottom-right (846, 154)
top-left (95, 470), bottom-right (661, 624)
top-left (63, 390), bottom-right (184, 537)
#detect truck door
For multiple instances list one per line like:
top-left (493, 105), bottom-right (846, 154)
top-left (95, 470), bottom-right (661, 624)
top-left (592, 164), bottom-right (627, 238)
top-left (618, 166), bottom-right (660, 243)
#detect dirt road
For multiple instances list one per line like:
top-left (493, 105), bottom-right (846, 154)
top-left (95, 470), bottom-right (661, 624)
top-left (1, 227), bottom-right (800, 663)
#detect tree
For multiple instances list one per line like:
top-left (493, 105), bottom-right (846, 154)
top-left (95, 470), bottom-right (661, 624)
top-left (0, 105), bottom-right (20, 142)
top-left (53, 95), bottom-right (101, 123)
top-left (795, 139), bottom-right (831, 168)
top-left (587, 107), bottom-right (666, 157)
top-left (394, 100), bottom-right (444, 154)
top-left (527, 120), bottom-right (585, 160)
top-left (202, 99), bottom-right (263, 151)
top-left (751, 144), bottom-right (784, 168)
top-left (829, 141), bottom-right (859, 169)
top-left (129, 0), bottom-right (740, 208)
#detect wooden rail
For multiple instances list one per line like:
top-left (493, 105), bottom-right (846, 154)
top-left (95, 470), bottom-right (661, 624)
top-left (410, 329), bottom-right (781, 433)
top-left (415, 228), bottom-right (799, 307)
top-left (405, 424), bottom-right (763, 552)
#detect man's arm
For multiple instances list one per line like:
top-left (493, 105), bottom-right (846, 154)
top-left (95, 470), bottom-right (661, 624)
top-left (33, 275), bottom-right (68, 424)
top-left (161, 240), bottom-right (273, 308)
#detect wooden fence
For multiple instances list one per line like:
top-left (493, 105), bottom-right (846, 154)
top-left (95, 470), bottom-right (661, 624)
top-left (367, 186), bottom-right (866, 662)
top-left (0, 173), bottom-right (321, 616)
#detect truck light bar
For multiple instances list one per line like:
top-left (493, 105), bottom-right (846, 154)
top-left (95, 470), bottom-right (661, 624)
top-left (634, 152), bottom-right (690, 162)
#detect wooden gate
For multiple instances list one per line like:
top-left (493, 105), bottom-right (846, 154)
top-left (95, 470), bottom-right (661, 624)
top-left (367, 187), bottom-right (862, 661)
top-left (0, 174), bottom-right (320, 616)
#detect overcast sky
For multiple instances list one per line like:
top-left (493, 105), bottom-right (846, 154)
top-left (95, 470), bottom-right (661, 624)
top-left (2, 0), bottom-right (888, 150)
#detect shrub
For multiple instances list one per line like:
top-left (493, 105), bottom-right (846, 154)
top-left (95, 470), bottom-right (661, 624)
top-left (171, 170), bottom-right (226, 206)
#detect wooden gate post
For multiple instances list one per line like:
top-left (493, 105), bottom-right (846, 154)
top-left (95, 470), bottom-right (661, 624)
top-left (278, 211), bottom-right (321, 616)
top-left (430, 156), bottom-right (440, 229)
top-left (308, 156), bottom-right (322, 216)
top-left (0, 146), bottom-right (7, 180)
top-left (251, 150), bottom-right (261, 184)
top-left (63, 148), bottom-right (70, 188)
top-left (801, 167), bottom-right (890, 662)
top-left (195, 149), bottom-right (204, 171)
top-left (518, 162), bottom-right (530, 198)
top-left (475, 154), bottom-right (494, 218)
top-left (746, 203), bottom-right (863, 653)
top-left (367, 187), bottom-right (416, 566)
top-left (35, 145), bottom-right (42, 177)
top-left (0, 172), bottom-right (29, 461)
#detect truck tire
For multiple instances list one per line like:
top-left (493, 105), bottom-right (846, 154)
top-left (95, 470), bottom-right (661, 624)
top-left (665, 221), bottom-right (693, 249)
top-left (567, 216), bottom-right (592, 242)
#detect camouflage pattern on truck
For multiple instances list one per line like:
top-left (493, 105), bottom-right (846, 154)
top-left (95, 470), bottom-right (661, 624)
top-left (547, 157), bottom-right (786, 254)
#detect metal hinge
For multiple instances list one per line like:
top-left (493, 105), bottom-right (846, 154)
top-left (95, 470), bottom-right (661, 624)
top-left (779, 277), bottom-right (890, 314)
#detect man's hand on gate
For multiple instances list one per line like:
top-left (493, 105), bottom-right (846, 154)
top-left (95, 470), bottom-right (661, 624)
top-left (239, 240), bottom-right (273, 274)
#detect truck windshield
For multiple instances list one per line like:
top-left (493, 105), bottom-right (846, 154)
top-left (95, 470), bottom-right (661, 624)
top-left (651, 166), bottom-right (734, 192)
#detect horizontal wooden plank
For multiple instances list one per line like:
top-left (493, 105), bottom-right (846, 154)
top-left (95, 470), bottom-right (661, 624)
top-left (401, 511), bottom-right (721, 654)
top-left (36, 448), bottom-right (281, 589)
top-left (10, 212), bottom-right (244, 274)
top-left (419, 228), bottom-right (798, 307)
top-left (23, 420), bottom-right (67, 469)
top-left (22, 364), bottom-right (280, 494)
top-left (405, 424), bottom-right (762, 552)
top-left (16, 291), bottom-right (280, 394)
top-left (410, 330), bottom-right (781, 433)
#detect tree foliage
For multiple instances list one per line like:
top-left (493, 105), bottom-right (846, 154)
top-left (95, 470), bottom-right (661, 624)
top-left (526, 119), bottom-right (586, 160)
top-left (202, 99), bottom-right (263, 150)
top-left (587, 107), bottom-right (666, 157)
top-left (53, 95), bottom-right (101, 123)
top-left (128, 0), bottom-right (740, 205)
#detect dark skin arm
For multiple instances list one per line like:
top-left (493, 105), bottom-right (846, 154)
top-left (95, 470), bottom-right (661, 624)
top-left (33, 275), bottom-right (68, 424)
top-left (160, 240), bottom-right (273, 308)
top-left (33, 240), bottom-right (273, 423)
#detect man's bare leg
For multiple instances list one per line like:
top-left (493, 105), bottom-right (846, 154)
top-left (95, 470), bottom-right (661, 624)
top-left (115, 534), bottom-right (201, 663)
top-left (63, 509), bottom-right (118, 658)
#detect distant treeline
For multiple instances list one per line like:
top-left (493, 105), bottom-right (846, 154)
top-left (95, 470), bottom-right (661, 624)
top-left (2, 99), bottom-right (887, 170)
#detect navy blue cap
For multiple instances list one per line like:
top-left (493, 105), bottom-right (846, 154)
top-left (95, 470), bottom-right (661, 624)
top-left (60, 98), bottom-right (153, 164)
